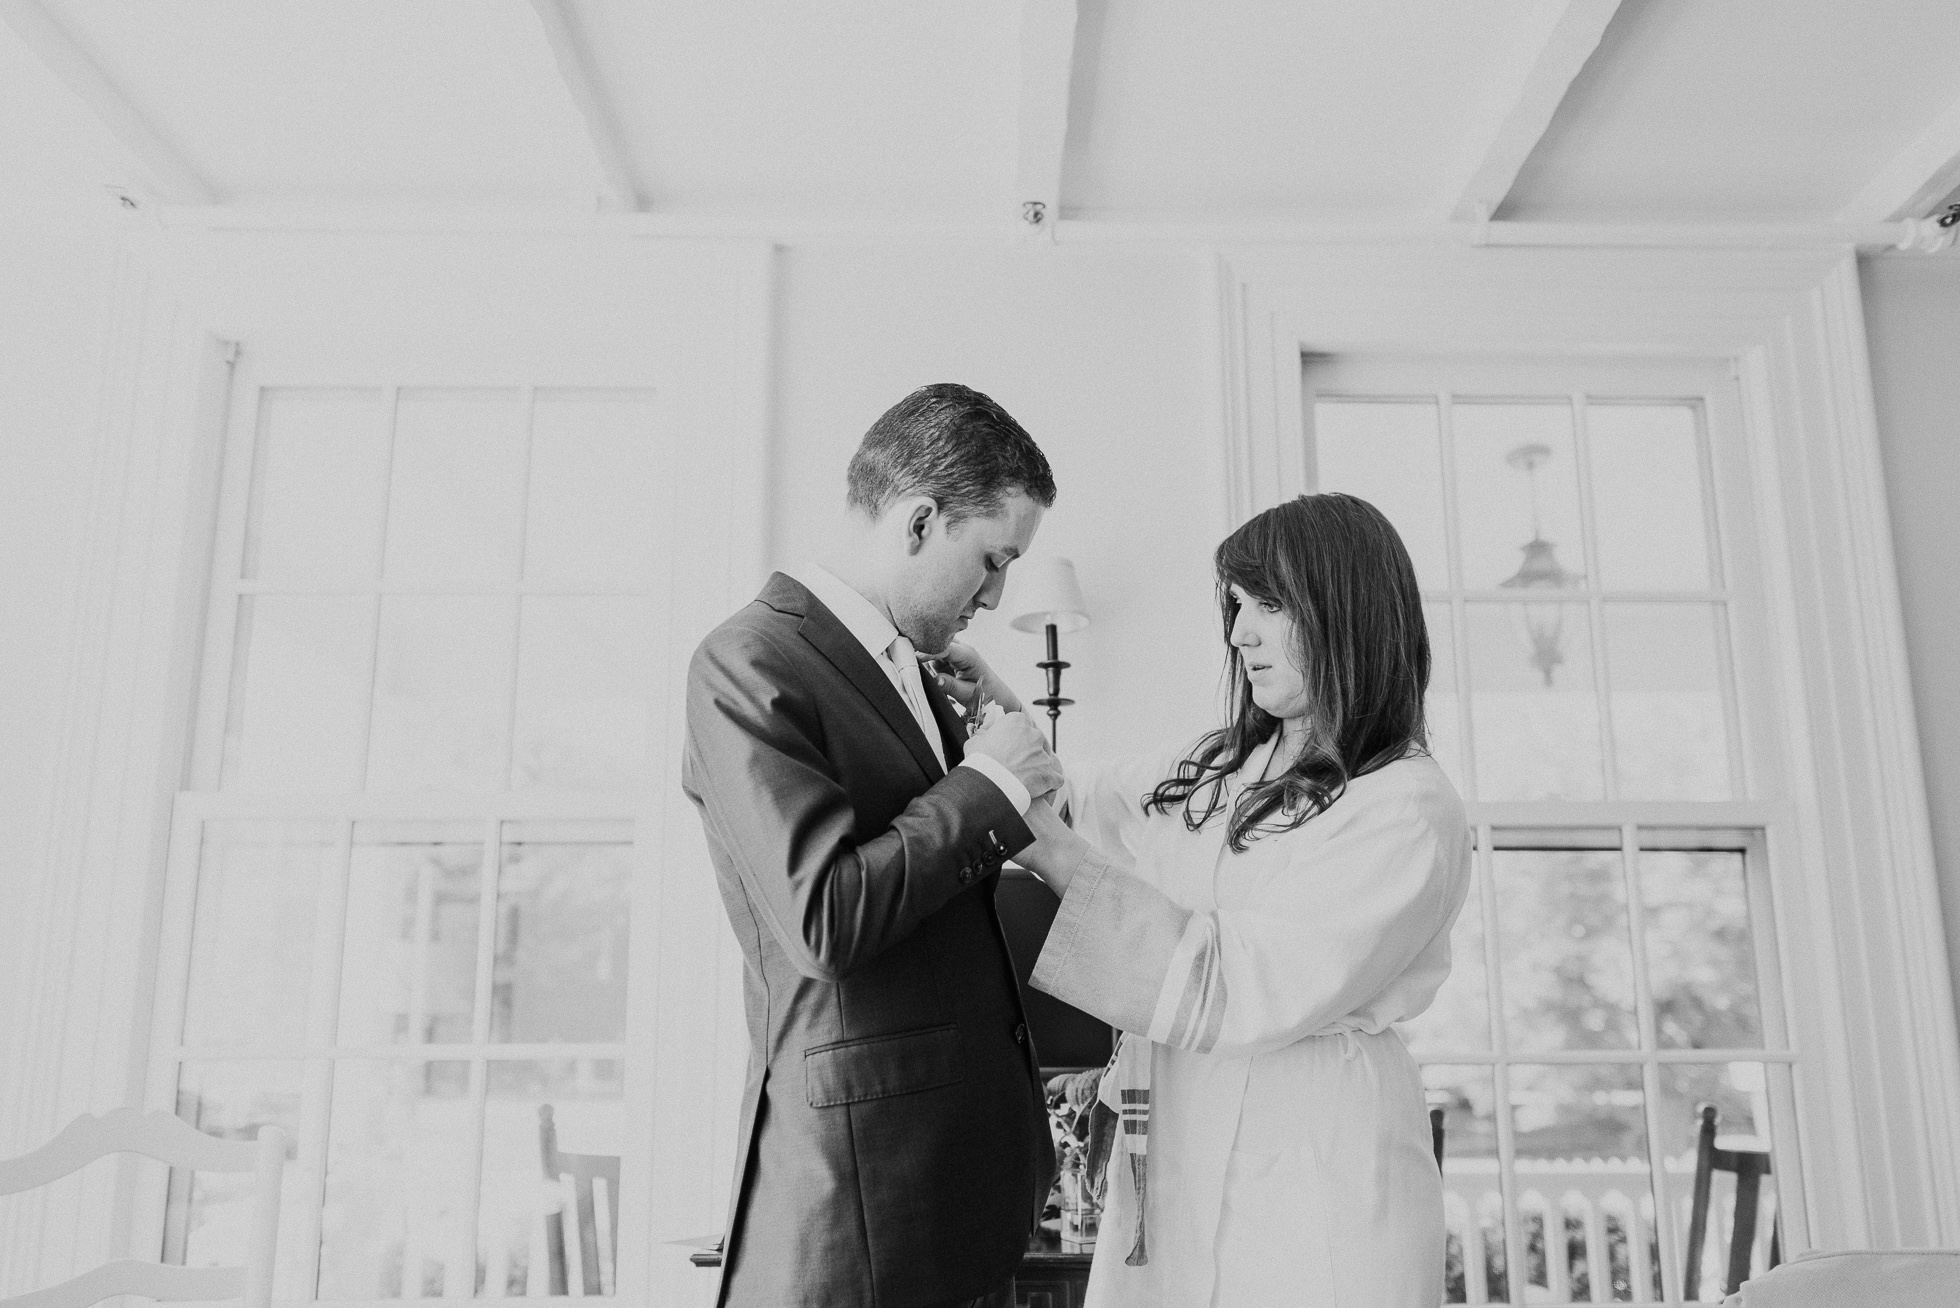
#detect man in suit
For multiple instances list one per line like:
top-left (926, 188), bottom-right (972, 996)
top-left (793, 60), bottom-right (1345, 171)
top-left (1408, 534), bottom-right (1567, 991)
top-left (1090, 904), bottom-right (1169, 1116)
top-left (683, 383), bottom-right (1064, 1308)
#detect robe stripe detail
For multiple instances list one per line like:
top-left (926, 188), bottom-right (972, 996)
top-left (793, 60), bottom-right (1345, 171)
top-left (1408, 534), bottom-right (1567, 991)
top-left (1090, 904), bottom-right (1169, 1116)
top-left (1147, 916), bottom-right (1210, 1046)
top-left (1156, 919), bottom-right (1230, 1054)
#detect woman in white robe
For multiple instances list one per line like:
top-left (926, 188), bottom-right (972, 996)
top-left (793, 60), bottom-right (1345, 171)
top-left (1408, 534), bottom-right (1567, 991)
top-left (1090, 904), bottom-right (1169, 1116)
top-left (942, 493), bottom-right (1472, 1307)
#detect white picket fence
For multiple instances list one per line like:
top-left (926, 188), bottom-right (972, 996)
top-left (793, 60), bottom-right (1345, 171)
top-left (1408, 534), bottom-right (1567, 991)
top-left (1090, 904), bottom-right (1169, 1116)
top-left (1443, 1156), bottom-right (1778, 1304)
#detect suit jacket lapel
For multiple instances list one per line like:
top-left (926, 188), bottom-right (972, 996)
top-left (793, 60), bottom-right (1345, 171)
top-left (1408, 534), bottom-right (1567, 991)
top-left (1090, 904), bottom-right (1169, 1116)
top-left (761, 573), bottom-right (947, 783)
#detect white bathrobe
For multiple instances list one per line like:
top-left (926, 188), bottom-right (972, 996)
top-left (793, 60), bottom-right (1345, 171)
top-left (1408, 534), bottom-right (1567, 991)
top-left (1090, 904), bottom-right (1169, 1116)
top-left (1030, 738), bottom-right (1472, 1308)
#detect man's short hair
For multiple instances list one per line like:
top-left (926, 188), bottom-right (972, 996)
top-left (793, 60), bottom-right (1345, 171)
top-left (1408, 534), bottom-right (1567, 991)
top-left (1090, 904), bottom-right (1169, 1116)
top-left (846, 383), bottom-right (1057, 525)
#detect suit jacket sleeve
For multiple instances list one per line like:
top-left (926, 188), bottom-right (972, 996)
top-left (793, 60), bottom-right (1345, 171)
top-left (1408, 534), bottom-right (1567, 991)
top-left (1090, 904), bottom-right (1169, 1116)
top-left (684, 623), bottom-right (1035, 983)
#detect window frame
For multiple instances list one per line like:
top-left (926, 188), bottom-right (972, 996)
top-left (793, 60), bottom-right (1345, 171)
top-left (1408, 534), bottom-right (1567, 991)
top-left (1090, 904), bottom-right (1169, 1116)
top-left (135, 366), bottom-right (673, 1299)
top-left (1217, 244), bottom-right (1960, 1261)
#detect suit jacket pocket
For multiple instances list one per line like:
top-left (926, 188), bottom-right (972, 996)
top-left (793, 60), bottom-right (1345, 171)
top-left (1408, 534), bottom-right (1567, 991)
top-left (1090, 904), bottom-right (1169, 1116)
top-left (804, 1023), bottom-right (964, 1108)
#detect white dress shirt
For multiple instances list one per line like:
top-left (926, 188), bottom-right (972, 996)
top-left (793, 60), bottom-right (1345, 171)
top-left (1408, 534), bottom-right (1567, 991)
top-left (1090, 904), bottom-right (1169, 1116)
top-left (792, 564), bottom-right (1031, 814)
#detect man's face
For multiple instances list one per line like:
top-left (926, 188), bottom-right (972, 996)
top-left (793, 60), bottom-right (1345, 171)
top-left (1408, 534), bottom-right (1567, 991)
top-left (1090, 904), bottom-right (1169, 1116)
top-left (894, 490), bottom-right (1045, 655)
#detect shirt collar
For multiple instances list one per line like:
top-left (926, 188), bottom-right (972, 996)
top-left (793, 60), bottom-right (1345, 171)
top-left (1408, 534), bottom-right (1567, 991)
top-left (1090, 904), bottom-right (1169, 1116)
top-left (792, 562), bottom-right (900, 665)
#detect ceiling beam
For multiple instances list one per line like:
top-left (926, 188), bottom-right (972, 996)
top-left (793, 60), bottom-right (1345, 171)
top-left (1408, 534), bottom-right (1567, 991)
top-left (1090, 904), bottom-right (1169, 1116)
top-left (0, 0), bottom-right (215, 205)
top-left (1839, 92), bottom-right (1960, 224)
top-left (1440, 0), bottom-right (1624, 222)
top-left (1014, 0), bottom-right (1079, 236)
top-left (528, 0), bottom-right (640, 212)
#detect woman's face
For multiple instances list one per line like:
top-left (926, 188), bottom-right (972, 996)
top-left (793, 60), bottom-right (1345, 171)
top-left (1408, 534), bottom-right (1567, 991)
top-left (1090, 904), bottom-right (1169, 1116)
top-left (1229, 583), bottom-right (1310, 721)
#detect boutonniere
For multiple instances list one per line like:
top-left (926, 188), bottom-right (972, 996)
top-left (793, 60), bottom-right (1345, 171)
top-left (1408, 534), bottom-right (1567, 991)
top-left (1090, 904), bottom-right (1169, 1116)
top-left (966, 691), bottom-right (1003, 740)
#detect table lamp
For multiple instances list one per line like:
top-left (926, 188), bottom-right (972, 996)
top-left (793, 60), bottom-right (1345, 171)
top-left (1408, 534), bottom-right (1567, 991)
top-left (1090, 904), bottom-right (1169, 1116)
top-left (1008, 557), bottom-right (1090, 750)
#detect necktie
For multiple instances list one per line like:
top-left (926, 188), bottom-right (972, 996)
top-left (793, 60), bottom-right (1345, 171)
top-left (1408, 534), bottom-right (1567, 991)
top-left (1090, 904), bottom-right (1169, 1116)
top-left (886, 634), bottom-right (947, 772)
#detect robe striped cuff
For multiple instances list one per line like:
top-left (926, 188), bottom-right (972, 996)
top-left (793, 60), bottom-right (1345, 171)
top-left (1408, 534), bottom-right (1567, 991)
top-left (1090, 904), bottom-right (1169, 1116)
top-left (1145, 915), bottom-right (1228, 1054)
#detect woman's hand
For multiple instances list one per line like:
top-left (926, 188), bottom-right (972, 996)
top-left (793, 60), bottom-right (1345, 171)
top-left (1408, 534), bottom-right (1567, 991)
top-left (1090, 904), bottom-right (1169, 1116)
top-left (932, 641), bottom-right (1024, 714)
top-left (1018, 797), bottom-right (1092, 895)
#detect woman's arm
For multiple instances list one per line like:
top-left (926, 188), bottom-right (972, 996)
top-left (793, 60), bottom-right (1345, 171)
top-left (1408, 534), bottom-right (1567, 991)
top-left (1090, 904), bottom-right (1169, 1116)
top-left (1030, 779), bottom-right (1472, 1057)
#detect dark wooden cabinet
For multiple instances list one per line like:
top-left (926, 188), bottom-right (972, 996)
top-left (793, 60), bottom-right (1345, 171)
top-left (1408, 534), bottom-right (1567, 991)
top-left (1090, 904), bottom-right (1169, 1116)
top-left (1016, 1231), bottom-right (1093, 1308)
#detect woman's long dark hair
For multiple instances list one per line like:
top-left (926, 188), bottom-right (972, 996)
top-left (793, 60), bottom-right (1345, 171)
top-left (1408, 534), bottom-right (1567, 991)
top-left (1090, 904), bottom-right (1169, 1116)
top-left (1146, 493), bottom-right (1430, 851)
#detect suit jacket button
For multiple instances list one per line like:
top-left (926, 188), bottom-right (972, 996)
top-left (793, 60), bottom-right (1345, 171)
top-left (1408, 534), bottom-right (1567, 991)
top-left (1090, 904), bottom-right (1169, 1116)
top-left (958, 867), bottom-right (975, 885)
top-left (1013, 1022), bottom-right (1028, 1046)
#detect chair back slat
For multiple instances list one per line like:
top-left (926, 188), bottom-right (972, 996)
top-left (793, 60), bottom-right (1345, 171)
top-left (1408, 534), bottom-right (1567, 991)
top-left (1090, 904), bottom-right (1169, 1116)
top-left (0, 1259), bottom-right (243, 1308)
top-left (538, 1105), bottom-right (619, 1295)
top-left (0, 1109), bottom-right (259, 1196)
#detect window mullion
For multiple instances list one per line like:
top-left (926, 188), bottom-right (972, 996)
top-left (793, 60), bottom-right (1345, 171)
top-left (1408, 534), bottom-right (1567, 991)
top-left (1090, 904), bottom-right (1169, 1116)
top-left (1436, 392), bottom-right (1480, 802)
top-left (294, 817), bottom-right (353, 1298)
top-left (473, 820), bottom-right (502, 1050)
top-left (1572, 393), bottom-right (1620, 804)
top-left (1478, 827), bottom-right (1530, 1302)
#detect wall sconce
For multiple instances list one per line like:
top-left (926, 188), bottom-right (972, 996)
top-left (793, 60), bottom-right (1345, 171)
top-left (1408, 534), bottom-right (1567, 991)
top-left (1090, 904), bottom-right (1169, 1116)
top-left (1008, 557), bottom-right (1090, 750)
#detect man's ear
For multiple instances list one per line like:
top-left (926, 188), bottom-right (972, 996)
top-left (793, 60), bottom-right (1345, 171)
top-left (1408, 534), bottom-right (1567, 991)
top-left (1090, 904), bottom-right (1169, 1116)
top-left (902, 499), bottom-right (937, 555)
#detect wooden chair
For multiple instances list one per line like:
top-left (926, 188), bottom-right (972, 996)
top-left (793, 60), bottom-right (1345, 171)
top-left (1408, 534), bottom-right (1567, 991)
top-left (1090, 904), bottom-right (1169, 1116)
top-left (537, 1104), bottom-right (619, 1296)
top-left (1684, 1103), bottom-right (1779, 1299)
top-left (0, 1108), bottom-right (286, 1308)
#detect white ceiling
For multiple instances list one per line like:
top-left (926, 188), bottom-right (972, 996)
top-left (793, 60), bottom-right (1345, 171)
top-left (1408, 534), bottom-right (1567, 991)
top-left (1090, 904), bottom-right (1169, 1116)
top-left (9, 0), bottom-right (1960, 227)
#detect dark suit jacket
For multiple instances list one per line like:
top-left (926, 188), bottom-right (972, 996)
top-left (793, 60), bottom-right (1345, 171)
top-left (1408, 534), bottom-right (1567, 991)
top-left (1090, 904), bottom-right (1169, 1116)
top-left (681, 573), bottom-right (1056, 1308)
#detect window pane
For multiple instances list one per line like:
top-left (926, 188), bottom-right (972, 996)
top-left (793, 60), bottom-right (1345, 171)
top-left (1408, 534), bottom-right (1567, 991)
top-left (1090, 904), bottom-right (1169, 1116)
top-left (525, 390), bottom-right (661, 586)
top-left (1586, 404), bottom-right (1712, 591)
top-left (1311, 400), bottom-right (1449, 590)
top-left (1467, 601), bottom-right (1604, 801)
top-left (512, 597), bottom-right (650, 789)
top-left (244, 389), bottom-right (390, 584)
top-left (1451, 403), bottom-right (1586, 592)
top-left (383, 389), bottom-right (525, 585)
top-left (478, 1059), bottom-right (625, 1296)
top-left (1423, 601), bottom-right (1465, 794)
top-left (318, 1059), bottom-right (476, 1298)
top-left (1656, 1063), bottom-right (1779, 1303)
top-left (163, 1060), bottom-right (310, 1299)
top-left (182, 822), bottom-right (334, 1047)
top-left (1402, 860), bottom-right (1488, 1056)
top-left (493, 834), bottom-right (632, 1044)
top-left (1605, 603), bottom-right (1733, 801)
top-left (222, 595), bottom-right (374, 792)
top-left (367, 596), bottom-right (515, 791)
top-left (1494, 848), bottom-right (1637, 1052)
top-left (337, 826), bottom-right (484, 1047)
top-left (1509, 1064), bottom-right (1659, 1304)
top-left (1424, 1065), bottom-right (1506, 1304)
top-left (1641, 850), bottom-right (1761, 1050)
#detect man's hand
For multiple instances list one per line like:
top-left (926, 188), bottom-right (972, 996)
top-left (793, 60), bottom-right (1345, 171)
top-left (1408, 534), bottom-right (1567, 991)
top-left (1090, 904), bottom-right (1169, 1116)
top-left (966, 710), bottom-right (1064, 800)
top-left (931, 642), bottom-right (1024, 714)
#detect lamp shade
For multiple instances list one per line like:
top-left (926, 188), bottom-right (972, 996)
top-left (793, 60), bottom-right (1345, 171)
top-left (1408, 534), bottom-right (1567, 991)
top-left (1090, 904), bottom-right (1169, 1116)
top-left (1008, 557), bottom-right (1090, 634)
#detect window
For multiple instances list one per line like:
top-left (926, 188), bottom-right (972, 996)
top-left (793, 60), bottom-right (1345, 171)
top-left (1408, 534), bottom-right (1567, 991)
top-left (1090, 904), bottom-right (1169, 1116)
top-left (1307, 358), bottom-right (1792, 1305)
top-left (147, 384), bottom-right (664, 1299)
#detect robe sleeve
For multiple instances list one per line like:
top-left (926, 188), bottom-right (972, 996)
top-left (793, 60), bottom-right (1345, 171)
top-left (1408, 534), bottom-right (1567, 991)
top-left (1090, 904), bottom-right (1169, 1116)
top-left (1064, 743), bottom-right (1192, 861)
top-left (1031, 773), bottom-right (1470, 1058)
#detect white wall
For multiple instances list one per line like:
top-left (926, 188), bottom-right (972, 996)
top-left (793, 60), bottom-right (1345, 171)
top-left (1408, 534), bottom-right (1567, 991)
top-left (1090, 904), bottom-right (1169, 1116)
top-left (0, 30), bottom-right (126, 1149)
top-left (1863, 254), bottom-right (1960, 1021)
top-left (772, 243), bottom-right (1228, 761)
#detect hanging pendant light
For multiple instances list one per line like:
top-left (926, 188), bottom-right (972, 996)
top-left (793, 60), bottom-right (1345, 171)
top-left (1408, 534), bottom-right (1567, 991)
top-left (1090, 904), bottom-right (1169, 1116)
top-left (1500, 443), bottom-right (1582, 687)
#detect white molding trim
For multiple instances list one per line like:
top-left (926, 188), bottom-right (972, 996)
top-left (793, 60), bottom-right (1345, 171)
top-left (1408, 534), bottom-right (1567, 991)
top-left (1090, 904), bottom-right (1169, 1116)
top-left (527, 0), bottom-right (642, 212)
top-left (1440, 0), bottom-right (1625, 222)
top-left (0, 234), bottom-right (235, 1288)
top-left (1013, 0), bottom-right (1079, 237)
top-left (0, 0), bottom-right (216, 205)
top-left (144, 202), bottom-right (1960, 254)
top-left (1215, 243), bottom-right (1960, 1250)
top-left (1839, 90), bottom-right (1960, 225)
